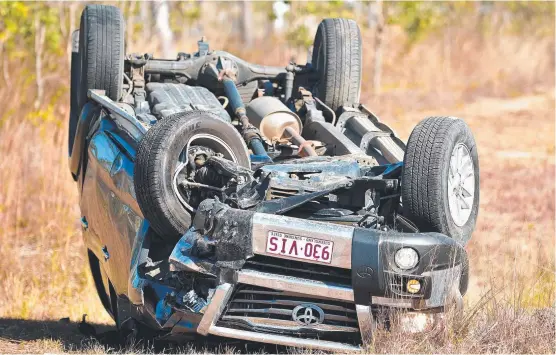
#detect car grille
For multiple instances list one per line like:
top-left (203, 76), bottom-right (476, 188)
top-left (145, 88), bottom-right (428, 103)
top-left (244, 255), bottom-right (352, 285)
top-left (218, 285), bottom-right (360, 342)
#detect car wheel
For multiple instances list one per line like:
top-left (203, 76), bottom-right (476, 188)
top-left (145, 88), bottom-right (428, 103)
top-left (77, 4), bottom-right (124, 110)
top-left (402, 116), bottom-right (479, 245)
top-left (134, 111), bottom-right (250, 242)
top-left (311, 18), bottom-right (362, 112)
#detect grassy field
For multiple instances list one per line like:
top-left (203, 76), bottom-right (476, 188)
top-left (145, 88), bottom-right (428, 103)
top-left (0, 5), bottom-right (554, 354)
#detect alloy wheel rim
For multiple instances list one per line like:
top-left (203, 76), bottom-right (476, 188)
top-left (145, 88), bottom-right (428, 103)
top-left (447, 143), bottom-right (475, 227)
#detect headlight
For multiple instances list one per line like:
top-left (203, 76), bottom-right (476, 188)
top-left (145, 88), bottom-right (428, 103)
top-left (394, 247), bottom-right (419, 270)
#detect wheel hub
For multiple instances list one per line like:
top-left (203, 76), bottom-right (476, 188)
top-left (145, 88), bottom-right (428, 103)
top-left (447, 143), bottom-right (475, 227)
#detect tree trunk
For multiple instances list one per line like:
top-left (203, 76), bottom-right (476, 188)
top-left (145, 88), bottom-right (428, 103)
top-left (265, 7), bottom-right (274, 39)
top-left (126, 1), bottom-right (135, 52)
top-left (0, 42), bottom-right (9, 84)
top-left (58, 5), bottom-right (67, 58)
top-left (140, 1), bottom-right (152, 38)
top-left (197, 0), bottom-right (205, 35)
top-left (371, 0), bottom-right (384, 97)
top-left (367, 1), bottom-right (374, 28)
top-left (240, 1), bottom-right (253, 47)
top-left (68, 3), bottom-right (77, 64)
top-left (155, 0), bottom-right (173, 58)
top-left (34, 12), bottom-right (46, 110)
top-left (443, 25), bottom-right (452, 86)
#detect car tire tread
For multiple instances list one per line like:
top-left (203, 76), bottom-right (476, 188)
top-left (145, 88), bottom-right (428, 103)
top-left (402, 116), bottom-right (479, 244)
top-left (312, 18), bottom-right (362, 111)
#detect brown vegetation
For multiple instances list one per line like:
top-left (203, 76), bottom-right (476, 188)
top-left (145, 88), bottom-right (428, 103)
top-left (0, 1), bottom-right (554, 353)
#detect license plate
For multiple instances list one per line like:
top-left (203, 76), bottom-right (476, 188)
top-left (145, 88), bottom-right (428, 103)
top-left (265, 230), bottom-right (334, 264)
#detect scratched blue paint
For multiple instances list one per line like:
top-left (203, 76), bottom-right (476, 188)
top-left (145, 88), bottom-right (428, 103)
top-left (155, 299), bottom-right (173, 324)
top-left (176, 319), bottom-right (196, 329)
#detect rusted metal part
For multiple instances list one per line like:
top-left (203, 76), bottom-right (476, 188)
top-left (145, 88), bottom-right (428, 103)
top-left (283, 126), bottom-right (318, 157)
top-left (129, 54), bottom-right (147, 111)
top-left (245, 96), bottom-right (303, 140)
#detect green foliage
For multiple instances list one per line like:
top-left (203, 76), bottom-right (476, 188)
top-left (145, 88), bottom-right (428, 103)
top-left (286, 24), bottom-right (313, 49)
top-left (0, 2), bottom-right (33, 50)
top-left (385, 1), bottom-right (454, 44)
top-left (38, 5), bottom-right (63, 55)
top-left (499, 1), bottom-right (555, 36)
top-left (253, 1), bottom-right (276, 21)
top-left (385, 1), bottom-right (554, 45)
top-left (284, 1), bottom-right (355, 48)
top-left (502, 0), bottom-right (555, 22)
top-left (293, 1), bottom-right (354, 18)
top-left (0, 2), bottom-right (64, 57)
top-left (519, 271), bottom-right (555, 308)
top-left (26, 86), bottom-right (66, 130)
top-left (176, 1), bottom-right (201, 23)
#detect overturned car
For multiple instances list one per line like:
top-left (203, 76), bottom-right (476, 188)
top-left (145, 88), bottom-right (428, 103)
top-left (68, 5), bottom-right (479, 352)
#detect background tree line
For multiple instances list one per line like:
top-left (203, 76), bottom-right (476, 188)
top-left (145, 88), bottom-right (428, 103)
top-left (0, 0), bottom-right (553, 122)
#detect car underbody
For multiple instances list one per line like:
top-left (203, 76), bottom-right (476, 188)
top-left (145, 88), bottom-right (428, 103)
top-left (69, 6), bottom-right (478, 352)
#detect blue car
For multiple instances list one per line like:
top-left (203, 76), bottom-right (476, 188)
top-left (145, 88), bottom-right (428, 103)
top-left (68, 5), bottom-right (479, 352)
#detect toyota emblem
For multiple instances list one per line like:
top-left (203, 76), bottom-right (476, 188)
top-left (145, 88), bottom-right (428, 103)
top-left (292, 304), bottom-right (325, 326)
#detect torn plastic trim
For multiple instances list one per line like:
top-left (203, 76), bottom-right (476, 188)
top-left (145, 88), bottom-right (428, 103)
top-left (168, 228), bottom-right (218, 277)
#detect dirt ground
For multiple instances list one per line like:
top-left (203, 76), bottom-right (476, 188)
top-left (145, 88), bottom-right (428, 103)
top-left (0, 89), bottom-right (553, 354)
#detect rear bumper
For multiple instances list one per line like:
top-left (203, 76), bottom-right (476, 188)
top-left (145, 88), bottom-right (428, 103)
top-left (162, 200), bottom-right (468, 351)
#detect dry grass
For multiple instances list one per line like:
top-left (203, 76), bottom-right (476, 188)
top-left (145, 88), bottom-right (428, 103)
top-left (0, 7), bottom-right (554, 354)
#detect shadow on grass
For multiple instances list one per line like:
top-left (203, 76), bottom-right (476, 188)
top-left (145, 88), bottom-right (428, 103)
top-left (0, 318), bottom-right (116, 352)
top-left (0, 318), bottom-right (292, 353)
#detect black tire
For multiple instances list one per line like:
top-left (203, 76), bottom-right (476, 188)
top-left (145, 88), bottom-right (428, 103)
top-left (134, 111), bottom-right (250, 241)
top-left (311, 18), bottom-right (362, 112)
top-left (78, 5), bottom-right (124, 110)
top-left (69, 44), bottom-right (80, 158)
top-left (402, 117), bottom-right (479, 245)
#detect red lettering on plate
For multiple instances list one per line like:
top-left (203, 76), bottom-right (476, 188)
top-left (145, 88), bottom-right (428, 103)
top-left (304, 243), bottom-right (313, 257)
top-left (265, 231), bottom-right (334, 264)
top-left (322, 246), bottom-right (330, 260)
top-left (288, 240), bottom-right (298, 256)
top-left (313, 244), bottom-right (321, 259)
top-left (268, 236), bottom-right (278, 252)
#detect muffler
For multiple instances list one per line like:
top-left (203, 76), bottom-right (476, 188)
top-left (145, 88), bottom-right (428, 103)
top-left (246, 97), bottom-right (317, 156)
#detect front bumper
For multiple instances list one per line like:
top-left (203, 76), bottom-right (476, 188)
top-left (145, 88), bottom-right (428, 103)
top-left (140, 200), bottom-right (468, 352)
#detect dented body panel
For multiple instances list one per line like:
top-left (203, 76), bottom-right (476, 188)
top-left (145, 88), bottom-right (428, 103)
top-left (73, 100), bottom-right (469, 351)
